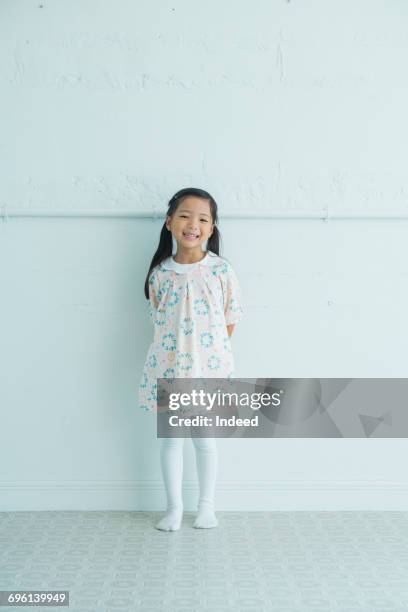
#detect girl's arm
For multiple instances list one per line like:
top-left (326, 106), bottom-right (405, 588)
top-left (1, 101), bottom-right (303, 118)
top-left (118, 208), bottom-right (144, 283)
top-left (223, 261), bottom-right (243, 337)
top-left (227, 324), bottom-right (235, 337)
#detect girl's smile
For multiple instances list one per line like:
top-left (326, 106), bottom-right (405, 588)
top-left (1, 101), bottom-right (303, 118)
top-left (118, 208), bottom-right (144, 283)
top-left (182, 231), bottom-right (200, 241)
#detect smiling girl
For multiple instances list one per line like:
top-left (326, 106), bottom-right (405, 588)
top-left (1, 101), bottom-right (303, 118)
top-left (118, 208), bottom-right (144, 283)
top-left (139, 187), bottom-right (244, 531)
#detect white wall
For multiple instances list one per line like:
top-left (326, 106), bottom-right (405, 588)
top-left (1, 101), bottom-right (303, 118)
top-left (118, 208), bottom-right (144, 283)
top-left (1, 0), bottom-right (408, 511)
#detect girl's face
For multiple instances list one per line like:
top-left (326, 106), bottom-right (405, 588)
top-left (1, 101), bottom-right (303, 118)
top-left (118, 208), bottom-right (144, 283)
top-left (165, 196), bottom-right (214, 251)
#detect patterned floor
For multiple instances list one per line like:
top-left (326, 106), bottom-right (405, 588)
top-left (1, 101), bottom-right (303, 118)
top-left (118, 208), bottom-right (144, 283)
top-left (0, 511), bottom-right (407, 612)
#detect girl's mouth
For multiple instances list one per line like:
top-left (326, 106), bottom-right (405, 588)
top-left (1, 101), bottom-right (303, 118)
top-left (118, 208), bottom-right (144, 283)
top-left (183, 232), bottom-right (199, 241)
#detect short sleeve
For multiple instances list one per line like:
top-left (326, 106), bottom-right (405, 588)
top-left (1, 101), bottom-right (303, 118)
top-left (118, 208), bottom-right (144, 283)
top-left (147, 268), bottom-right (160, 323)
top-left (223, 262), bottom-right (244, 325)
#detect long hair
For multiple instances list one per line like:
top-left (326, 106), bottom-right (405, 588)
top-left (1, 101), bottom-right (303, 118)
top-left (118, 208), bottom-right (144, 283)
top-left (144, 187), bottom-right (221, 299)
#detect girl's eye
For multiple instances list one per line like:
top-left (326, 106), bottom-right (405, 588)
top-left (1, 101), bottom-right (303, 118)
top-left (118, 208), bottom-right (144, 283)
top-left (179, 215), bottom-right (208, 222)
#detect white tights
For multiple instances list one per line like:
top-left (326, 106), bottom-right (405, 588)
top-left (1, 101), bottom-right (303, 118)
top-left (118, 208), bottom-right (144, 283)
top-left (155, 436), bottom-right (218, 531)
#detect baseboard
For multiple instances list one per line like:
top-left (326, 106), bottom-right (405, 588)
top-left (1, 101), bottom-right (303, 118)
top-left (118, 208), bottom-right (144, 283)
top-left (1, 480), bottom-right (408, 511)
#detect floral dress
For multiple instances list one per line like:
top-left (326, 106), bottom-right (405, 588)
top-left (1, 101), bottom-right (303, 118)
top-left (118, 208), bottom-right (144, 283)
top-left (138, 250), bottom-right (244, 412)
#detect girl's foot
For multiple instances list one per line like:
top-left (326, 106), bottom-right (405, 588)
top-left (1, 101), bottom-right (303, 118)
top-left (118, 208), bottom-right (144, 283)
top-left (193, 502), bottom-right (218, 529)
top-left (155, 505), bottom-right (183, 531)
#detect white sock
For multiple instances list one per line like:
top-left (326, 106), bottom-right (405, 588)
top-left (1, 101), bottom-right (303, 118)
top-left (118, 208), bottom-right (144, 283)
top-left (155, 438), bottom-right (184, 532)
top-left (194, 500), bottom-right (218, 529)
top-left (155, 505), bottom-right (184, 531)
top-left (192, 437), bottom-right (218, 529)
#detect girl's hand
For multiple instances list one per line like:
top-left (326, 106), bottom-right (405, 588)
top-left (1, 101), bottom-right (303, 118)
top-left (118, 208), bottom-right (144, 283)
top-left (227, 324), bottom-right (235, 337)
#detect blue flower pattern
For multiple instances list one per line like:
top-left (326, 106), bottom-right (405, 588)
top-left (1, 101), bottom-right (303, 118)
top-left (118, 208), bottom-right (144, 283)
top-left (180, 317), bottom-right (194, 335)
top-left (200, 331), bottom-right (214, 348)
top-left (176, 352), bottom-right (193, 371)
top-left (207, 355), bottom-right (221, 370)
top-left (193, 298), bottom-right (209, 316)
top-left (167, 289), bottom-right (181, 308)
top-left (163, 367), bottom-right (176, 381)
top-left (161, 332), bottom-right (177, 351)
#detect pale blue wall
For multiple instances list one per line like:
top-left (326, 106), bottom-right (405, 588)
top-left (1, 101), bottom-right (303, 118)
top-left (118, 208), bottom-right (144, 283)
top-left (1, 0), bottom-right (408, 510)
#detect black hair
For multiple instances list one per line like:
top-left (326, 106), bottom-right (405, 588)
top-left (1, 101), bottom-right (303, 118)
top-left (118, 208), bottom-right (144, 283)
top-left (144, 187), bottom-right (221, 299)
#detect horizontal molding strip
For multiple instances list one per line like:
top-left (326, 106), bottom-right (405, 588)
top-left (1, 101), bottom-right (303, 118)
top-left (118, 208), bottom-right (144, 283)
top-left (2, 207), bottom-right (408, 220)
top-left (1, 479), bottom-right (407, 492)
top-left (1, 480), bottom-right (407, 511)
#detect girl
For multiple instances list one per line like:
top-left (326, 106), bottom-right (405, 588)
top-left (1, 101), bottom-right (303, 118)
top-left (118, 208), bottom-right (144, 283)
top-left (139, 187), bottom-right (244, 531)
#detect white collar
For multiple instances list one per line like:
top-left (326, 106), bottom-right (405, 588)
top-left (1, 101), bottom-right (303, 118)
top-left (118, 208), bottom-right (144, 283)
top-left (161, 250), bottom-right (219, 272)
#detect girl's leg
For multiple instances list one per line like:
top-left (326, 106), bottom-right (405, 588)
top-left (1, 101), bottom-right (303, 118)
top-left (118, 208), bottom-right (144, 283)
top-left (191, 436), bottom-right (218, 528)
top-left (155, 437), bottom-right (185, 531)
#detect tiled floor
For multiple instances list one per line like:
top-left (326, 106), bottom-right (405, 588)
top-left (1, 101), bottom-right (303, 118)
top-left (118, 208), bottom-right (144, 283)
top-left (0, 511), bottom-right (407, 612)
